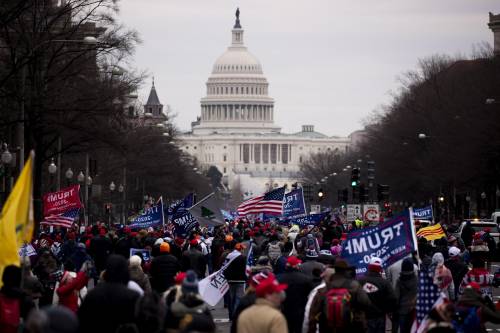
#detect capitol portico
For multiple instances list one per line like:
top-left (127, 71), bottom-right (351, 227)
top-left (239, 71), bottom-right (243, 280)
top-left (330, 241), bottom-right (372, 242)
top-left (169, 10), bottom-right (355, 195)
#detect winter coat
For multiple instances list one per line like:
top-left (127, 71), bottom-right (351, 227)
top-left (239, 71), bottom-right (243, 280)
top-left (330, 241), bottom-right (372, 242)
top-left (237, 298), bottom-right (288, 333)
top-left (181, 248), bottom-right (207, 279)
top-left (459, 267), bottom-right (494, 300)
top-left (394, 274), bottom-right (418, 315)
top-left (223, 252), bottom-right (247, 283)
top-left (307, 273), bottom-right (373, 333)
top-left (230, 291), bottom-right (256, 333)
top-left (165, 294), bottom-right (215, 333)
top-left (56, 271), bottom-right (88, 313)
top-left (359, 270), bottom-right (397, 318)
top-left (129, 265), bottom-right (152, 294)
top-left (78, 282), bottom-right (140, 333)
top-left (88, 236), bottom-right (113, 273)
top-left (150, 254), bottom-right (180, 293)
top-left (444, 257), bottom-right (468, 299)
top-left (277, 268), bottom-right (314, 333)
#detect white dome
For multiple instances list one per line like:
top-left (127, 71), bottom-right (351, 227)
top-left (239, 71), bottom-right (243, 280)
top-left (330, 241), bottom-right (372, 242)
top-left (212, 48), bottom-right (263, 74)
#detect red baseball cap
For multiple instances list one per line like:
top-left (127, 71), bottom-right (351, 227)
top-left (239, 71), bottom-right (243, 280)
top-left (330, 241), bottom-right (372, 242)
top-left (249, 271), bottom-right (275, 288)
top-left (255, 276), bottom-right (287, 297)
top-left (286, 256), bottom-right (302, 268)
top-left (190, 239), bottom-right (198, 247)
top-left (175, 272), bottom-right (187, 285)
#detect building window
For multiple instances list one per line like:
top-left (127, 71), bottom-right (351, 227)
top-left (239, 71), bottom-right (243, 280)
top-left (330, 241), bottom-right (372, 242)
top-left (244, 167), bottom-right (248, 171)
top-left (283, 167), bottom-right (287, 172)
top-left (223, 167), bottom-right (227, 173)
top-left (194, 146), bottom-right (197, 150)
top-left (281, 144), bottom-right (288, 164)
top-left (270, 144), bottom-right (277, 164)
top-left (243, 144), bottom-right (250, 164)
top-left (262, 144), bottom-right (269, 164)
top-left (299, 156), bottom-right (303, 163)
top-left (185, 146), bottom-right (189, 149)
top-left (223, 146), bottom-right (227, 149)
top-left (128, 106), bottom-right (134, 117)
top-left (254, 144), bottom-right (261, 163)
top-left (223, 155), bottom-right (227, 162)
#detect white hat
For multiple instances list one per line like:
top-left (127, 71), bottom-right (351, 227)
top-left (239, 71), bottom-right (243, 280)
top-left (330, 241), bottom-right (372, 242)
top-left (368, 257), bottom-right (383, 267)
top-left (448, 246), bottom-right (461, 257)
top-left (129, 255), bottom-right (142, 267)
top-left (154, 238), bottom-right (164, 246)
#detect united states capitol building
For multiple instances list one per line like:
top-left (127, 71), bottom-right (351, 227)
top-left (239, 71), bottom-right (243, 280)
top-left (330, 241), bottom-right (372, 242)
top-left (152, 11), bottom-right (359, 196)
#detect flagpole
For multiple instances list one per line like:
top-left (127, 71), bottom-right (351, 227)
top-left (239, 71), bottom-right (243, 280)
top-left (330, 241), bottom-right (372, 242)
top-left (189, 192), bottom-right (214, 209)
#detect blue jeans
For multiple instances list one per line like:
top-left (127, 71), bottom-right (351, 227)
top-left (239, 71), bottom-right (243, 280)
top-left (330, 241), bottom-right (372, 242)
top-left (227, 283), bottom-right (245, 320)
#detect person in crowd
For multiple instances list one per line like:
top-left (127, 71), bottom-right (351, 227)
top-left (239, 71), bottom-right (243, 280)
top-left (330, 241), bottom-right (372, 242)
top-left (444, 246), bottom-right (468, 300)
top-left (54, 260), bottom-right (91, 312)
top-left (88, 228), bottom-right (113, 277)
top-left (266, 233), bottom-right (284, 266)
top-left (181, 239), bottom-right (207, 279)
top-left (33, 248), bottom-right (60, 307)
top-left (278, 256), bottom-right (314, 333)
top-left (394, 258), bottom-right (418, 333)
top-left (251, 255), bottom-right (273, 274)
top-left (456, 282), bottom-right (500, 331)
top-left (302, 268), bottom-right (335, 333)
top-left (430, 252), bottom-right (454, 300)
top-left (307, 259), bottom-right (372, 333)
top-left (359, 257), bottom-right (397, 333)
top-left (129, 255), bottom-right (152, 294)
top-left (230, 270), bottom-right (273, 333)
top-left (0, 265), bottom-right (35, 333)
top-left (425, 302), bottom-right (456, 333)
top-left (25, 305), bottom-right (79, 333)
top-left (237, 275), bottom-right (289, 333)
top-left (223, 242), bottom-right (247, 320)
top-left (166, 270), bottom-right (215, 333)
top-left (150, 241), bottom-right (180, 294)
top-left (460, 250), bottom-right (494, 300)
top-left (78, 255), bottom-right (141, 333)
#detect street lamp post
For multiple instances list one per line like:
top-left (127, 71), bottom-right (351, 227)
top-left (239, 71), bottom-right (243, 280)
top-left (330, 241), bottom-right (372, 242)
top-left (65, 168), bottom-right (73, 187)
top-left (1, 143), bottom-right (13, 204)
top-left (109, 181), bottom-right (116, 227)
top-left (48, 158), bottom-right (57, 191)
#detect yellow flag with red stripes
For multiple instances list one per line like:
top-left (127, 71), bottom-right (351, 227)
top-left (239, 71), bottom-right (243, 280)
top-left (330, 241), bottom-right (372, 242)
top-left (416, 223), bottom-right (446, 241)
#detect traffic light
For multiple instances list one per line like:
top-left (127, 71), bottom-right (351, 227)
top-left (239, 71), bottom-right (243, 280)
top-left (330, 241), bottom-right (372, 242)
top-left (351, 168), bottom-right (360, 187)
top-left (377, 184), bottom-right (390, 202)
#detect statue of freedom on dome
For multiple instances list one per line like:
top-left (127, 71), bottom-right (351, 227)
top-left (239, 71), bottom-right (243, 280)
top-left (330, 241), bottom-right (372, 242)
top-left (236, 7), bottom-right (240, 20)
top-left (234, 7), bottom-right (242, 28)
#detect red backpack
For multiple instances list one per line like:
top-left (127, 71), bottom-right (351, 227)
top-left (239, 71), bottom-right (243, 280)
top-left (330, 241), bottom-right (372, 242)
top-left (323, 287), bottom-right (353, 330)
top-left (0, 294), bottom-right (20, 333)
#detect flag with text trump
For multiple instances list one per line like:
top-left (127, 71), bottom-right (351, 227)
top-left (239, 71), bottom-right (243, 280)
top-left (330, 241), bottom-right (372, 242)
top-left (237, 187), bottom-right (285, 216)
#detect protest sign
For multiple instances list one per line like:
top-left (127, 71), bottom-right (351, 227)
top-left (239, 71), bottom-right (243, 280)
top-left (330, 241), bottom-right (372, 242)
top-left (283, 188), bottom-right (306, 217)
top-left (413, 205), bottom-right (433, 221)
top-left (129, 199), bottom-right (164, 229)
top-left (363, 204), bottom-right (380, 224)
top-left (341, 209), bottom-right (417, 276)
top-left (346, 204), bottom-right (361, 222)
top-left (19, 244), bottom-right (37, 258)
top-left (43, 185), bottom-right (82, 216)
top-left (168, 193), bottom-right (194, 217)
top-left (172, 212), bottom-right (198, 237)
top-left (130, 248), bottom-right (152, 262)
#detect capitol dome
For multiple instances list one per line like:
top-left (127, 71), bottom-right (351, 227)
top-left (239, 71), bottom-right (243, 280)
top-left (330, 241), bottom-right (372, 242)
top-left (193, 9), bottom-right (280, 135)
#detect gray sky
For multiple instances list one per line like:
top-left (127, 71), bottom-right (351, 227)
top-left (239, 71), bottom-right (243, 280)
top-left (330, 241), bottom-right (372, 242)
top-left (119, 0), bottom-right (497, 137)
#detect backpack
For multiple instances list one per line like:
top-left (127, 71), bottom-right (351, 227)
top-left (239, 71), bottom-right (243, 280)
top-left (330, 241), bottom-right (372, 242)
top-left (0, 294), bottom-right (20, 333)
top-left (267, 242), bottom-right (282, 263)
top-left (452, 306), bottom-right (481, 333)
top-left (323, 288), bottom-right (353, 330)
top-left (306, 237), bottom-right (317, 251)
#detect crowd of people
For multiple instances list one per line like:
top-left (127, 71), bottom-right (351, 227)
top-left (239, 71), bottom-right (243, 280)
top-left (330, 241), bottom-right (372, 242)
top-left (1, 216), bottom-right (500, 333)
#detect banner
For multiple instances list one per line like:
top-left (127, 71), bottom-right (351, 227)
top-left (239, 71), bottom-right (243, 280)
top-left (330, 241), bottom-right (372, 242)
top-left (413, 205), bottom-right (433, 221)
top-left (188, 192), bottom-right (225, 226)
top-left (43, 185), bottom-right (82, 216)
top-left (283, 188), bottom-right (306, 217)
top-left (198, 252), bottom-right (239, 306)
top-left (167, 193), bottom-right (194, 217)
top-left (281, 212), bottom-right (327, 228)
top-left (221, 209), bottom-right (237, 221)
top-left (129, 199), bottom-right (164, 230)
top-left (363, 204), bottom-right (380, 224)
top-left (341, 209), bottom-right (417, 276)
top-left (416, 223), bottom-right (445, 241)
top-left (130, 248), bottom-right (152, 262)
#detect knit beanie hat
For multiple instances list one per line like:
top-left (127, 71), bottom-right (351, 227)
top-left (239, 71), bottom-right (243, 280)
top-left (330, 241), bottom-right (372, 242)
top-left (182, 270), bottom-right (199, 294)
top-left (401, 258), bottom-right (414, 274)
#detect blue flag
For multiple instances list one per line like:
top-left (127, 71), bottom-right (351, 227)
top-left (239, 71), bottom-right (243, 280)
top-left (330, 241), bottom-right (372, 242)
top-left (170, 193), bottom-right (198, 237)
top-left (280, 212), bottom-right (327, 228)
top-left (283, 188), bottom-right (306, 217)
top-left (168, 193), bottom-right (194, 217)
top-left (413, 205), bottom-right (433, 220)
top-left (340, 209), bottom-right (417, 276)
top-left (130, 199), bottom-right (164, 229)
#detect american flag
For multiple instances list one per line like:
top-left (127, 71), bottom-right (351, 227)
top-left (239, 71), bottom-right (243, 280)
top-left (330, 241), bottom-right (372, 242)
top-left (237, 187), bottom-right (285, 216)
top-left (411, 268), bottom-right (444, 333)
top-left (245, 242), bottom-right (255, 277)
top-left (41, 208), bottom-right (79, 229)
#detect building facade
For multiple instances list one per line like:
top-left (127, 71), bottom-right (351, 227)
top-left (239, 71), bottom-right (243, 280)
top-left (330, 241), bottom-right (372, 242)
top-left (176, 11), bottom-right (353, 196)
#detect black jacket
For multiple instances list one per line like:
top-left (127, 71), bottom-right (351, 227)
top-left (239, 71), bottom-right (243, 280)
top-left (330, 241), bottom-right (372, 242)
top-left (181, 248), bottom-right (207, 279)
top-left (78, 282), bottom-right (140, 333)
top-left (395, 274), bottom-right (418, 315)
top-left (150, 254), bottom-right (180, 294)
top-left (230, 292), bottom-right (257, 333)
top-left (278, 269), bottom-right (314, 333)
top-left (223, 254), bottom-right (247, 282)
top-left (88, 236), bottom-right (113, 272)
top-left (445, 257), bottom-right (468, 299)
top-left (359, 270), bottom-right (397, 318)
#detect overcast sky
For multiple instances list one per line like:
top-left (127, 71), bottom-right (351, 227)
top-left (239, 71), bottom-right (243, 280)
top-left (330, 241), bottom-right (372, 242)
top-left (119, 0), bottom-right (498, 137)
